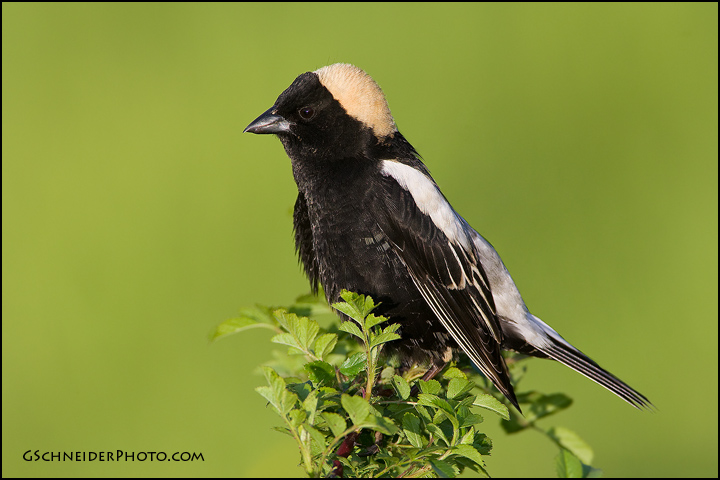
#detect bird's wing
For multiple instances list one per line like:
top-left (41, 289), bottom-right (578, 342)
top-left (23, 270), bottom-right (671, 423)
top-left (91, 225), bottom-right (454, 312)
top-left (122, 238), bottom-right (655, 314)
top-left (376, 160), bottom-right (518, 409)
top-left (293, 192), bottom-right (320, 294)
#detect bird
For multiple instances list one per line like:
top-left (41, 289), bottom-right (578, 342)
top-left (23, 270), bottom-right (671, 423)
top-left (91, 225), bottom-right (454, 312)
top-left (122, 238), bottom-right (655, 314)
top-left (243, 63), bottom-right (651, 411)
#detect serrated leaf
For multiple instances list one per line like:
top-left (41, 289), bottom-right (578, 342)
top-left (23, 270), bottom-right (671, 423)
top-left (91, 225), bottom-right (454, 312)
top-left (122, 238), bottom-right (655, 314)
top-left (341, 394), bottom-right (370, 426)
top-left (271, 425), bottom-right (293, 437)
top-left (289, 408), bottom-right (307, 428)
top-left (369, 331), bottom-right (401, 349)
top-left (255, 386), bottom-right (277, 411)
top-left (393, 375), bottom-right (411, 400)
top-left (473, 433), bottom-right (493, 455)
top-left (415, 404), bottom-right (433, 422)
top-left (333, 298), bottom-right (365, 322)
top-left (302, 422), bottom-right (327, 450)
top-left (338, 320), bottom-right (364, 340)
top-left (304, 360), bottom-right (336, 387)
top-left (442, 367), bottom-right (467, 380)
top-left (209, 315), bottom-right (276, 342)
top-left (297, 317), bottom-right (320, 351)
top-left (260, 366), bottom-right (286, 404)
top-left (382, 322), bottom-right (401, 334)
top-left (473, 393), bottom-right (510, 420)
top-left (460, 413), bottom-right (484, 428)
top-left (363, 313), bottom-right (387, 330)
top-left (339, 352), bottom-right (366, 378)
top-left (430, 458), bottom-right (457, 478)
top-left (362, 294), bottom-right (377, 317)
top-left (418, 379), bottom-right (442, 395)
top-left (447, 377), bottom-right (474, 399)
top-left (457, 405), bottom-right (484, 428)
top-left (402, 412), bottom-right (424, 448)
top-left (270, 332), bottom-right (304, 353)
top-left (451, 444), bottom-right (485, 467)
top-left (321, 412), bottom-right (347, 438)
top-left (556, 449), bottom-right (584, 478)
top-left (418, 393), bottom-right (455, 416)
top-left (302, 389), bottom-right (319, 421)
top-left (547, 427), bottom-right (594, 465)
top-left (281, 390), bottom-right (299, 416)
top-left (358, 414), bottom-right (399, 435)
top-left (313, 333), bottom-right (338, 360)
top-left (272, 310), bottom-right (320, 351)
top-left (459, 426), bottom-right (475, 445)
top-left (426, 423), bottom-right (451, 446)
top-left (287, 381), bottom-right (313, 402)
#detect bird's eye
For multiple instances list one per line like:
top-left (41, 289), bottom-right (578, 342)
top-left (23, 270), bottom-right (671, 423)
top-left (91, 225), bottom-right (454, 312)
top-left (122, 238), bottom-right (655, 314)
top-left (298, 106), bottom-right (315, 120)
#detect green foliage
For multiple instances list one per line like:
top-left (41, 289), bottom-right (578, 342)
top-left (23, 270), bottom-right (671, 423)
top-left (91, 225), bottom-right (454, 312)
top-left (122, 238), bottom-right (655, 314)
top-left (213, 291), bottom-right (604, 478)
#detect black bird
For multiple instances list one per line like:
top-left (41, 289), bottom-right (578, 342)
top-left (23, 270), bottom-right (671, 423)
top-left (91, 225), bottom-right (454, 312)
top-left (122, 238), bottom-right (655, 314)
top-left (244, 63), bottom-right (650, 411)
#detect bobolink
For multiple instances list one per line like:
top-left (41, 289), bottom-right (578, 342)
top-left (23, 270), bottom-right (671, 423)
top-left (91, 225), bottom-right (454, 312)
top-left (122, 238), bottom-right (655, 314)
top-left (244, 63), bottom-right (650, 411)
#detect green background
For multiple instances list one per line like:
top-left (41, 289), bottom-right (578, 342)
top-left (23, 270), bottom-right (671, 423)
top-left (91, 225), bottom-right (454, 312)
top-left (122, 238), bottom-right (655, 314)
top-left (3, 3), bottom-right (717, 477)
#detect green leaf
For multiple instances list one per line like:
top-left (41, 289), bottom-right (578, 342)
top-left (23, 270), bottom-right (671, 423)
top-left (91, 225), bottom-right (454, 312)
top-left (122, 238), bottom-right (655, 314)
top-left (297, 317), bottom-right (320, 351)
top-left (473, 433), bottom-right (493, 455)
top-left (302, 422), bottom-right (327, 451)
top-left (260, 366), bottom-right (286, 407)
top-left (430, 458), bottom-right (458, 478)
top-left (472, 393), bottom-right (510, 420)
top-left (302, 389), bottom-right (319, 421)
top-left (313, 333), bottom-right (338, 360)
top-left (255, 386), bottom-right (277, 412)
top-left (392, 375), bottom-right (411, 400)
top-left (451, 444), bottom-right (485, 467)
top-left (357, 414), bottom-right (400, 435)
top-left (426, 423), bottom-right (451, 447)
top-left (287, 381), bottom-right (313, 403)
top-left (418, 393), bottom-right (454, 416)
top-left (364, 313), bottom-right (388, 330)
top-left (289, 408), bottom-right (307, 428)
top-left (369, 331), bottom-right (401, 349)
top-left (333, 294), bottom-right (365, 322)
top-left (442, 367), bottom-right (467, 380)
top-left (402, 412), bottom-right (424, 448)
top-left (459, 426), bottom-right (475, 445)
top-left (321, 412), bottom-right (347, 438)
top-left (271, 426), bottom-right (293, 438)
top-left (270, 332), bottom-right (305, 354)
top-left (556, 449), bottom-right (584, 478)
top-left (339, 352), bottom-right (366, 378)
top-left (341, 394), bottom-right (370, 426)
top-left (547, 427), bottom-right (594, 465)
top-left (338, 320), bottom-right (364, 340)
top-left (446, 377), bottom-right (474, 399)
top-left (272, 310), bottom-right (321, 352)
top-left (457, 406), bottom-right (484, 428)
top-left (209, 315), bottom-right (276, 342)
top-left (418, 379), bottom-right (442, 395)
top-left (304, 360), bottom-right (336, 387)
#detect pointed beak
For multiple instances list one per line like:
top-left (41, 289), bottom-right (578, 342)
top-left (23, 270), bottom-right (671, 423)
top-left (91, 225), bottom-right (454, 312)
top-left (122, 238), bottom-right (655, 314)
top-left (243, 106), bottom-right (294, 134)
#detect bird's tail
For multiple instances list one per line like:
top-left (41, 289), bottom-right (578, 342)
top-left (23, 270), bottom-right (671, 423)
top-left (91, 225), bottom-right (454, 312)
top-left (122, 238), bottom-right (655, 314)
top-left (523, 314), bottom-right (653, 410)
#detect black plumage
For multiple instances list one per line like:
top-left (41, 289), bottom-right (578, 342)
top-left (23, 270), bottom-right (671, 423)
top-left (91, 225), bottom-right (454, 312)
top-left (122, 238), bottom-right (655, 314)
top-left (244, 63), bottom-right (651, 411)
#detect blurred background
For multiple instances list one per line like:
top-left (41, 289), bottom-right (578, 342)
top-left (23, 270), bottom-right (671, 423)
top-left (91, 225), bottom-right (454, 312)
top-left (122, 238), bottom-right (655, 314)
top-left (2, 3), bottom-right (717, 477)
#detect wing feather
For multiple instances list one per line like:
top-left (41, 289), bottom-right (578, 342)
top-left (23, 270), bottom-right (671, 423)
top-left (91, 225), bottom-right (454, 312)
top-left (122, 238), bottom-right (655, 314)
top-left (376, 168), bottom-right (519, 409)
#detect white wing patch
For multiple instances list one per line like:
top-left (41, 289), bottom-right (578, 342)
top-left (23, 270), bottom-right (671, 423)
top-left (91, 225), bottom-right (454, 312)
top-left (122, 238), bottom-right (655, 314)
top-left (380, 160), bottom-right (471, 250)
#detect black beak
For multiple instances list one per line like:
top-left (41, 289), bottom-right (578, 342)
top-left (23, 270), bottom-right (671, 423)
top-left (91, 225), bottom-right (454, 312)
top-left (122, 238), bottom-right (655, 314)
top-left (243, 106), bottom-right (293, 134)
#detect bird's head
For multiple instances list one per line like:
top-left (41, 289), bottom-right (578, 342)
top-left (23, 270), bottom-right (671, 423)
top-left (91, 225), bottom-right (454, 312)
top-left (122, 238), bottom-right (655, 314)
top-left (244, 63), bottom-right (399, 161)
